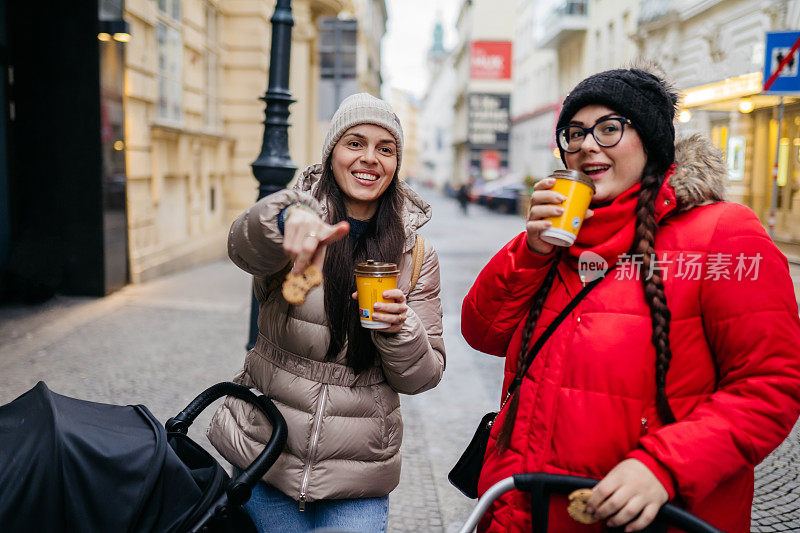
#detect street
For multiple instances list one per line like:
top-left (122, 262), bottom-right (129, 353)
top-left (0, 187), bottom-right (799, 531)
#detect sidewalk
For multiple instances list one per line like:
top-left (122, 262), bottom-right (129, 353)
top-left (0, 260), bottom-right (253, 475)
top-left (0, 246), bottom-right (502, 533)
top-left (1, 190), bottom-right (799, 531)
top-left (0, 190), bottom-right (515, 532)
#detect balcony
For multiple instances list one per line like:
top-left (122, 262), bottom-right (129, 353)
top-left (638, 0), bottom-right (675, 25)
top-left (536, 0), bottom-right (588, 49)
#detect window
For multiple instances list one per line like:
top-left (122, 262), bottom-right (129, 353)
top-left (158, 0), bottom-right (181, 20)
top-left (157, 1), bottom-right (182, 123)
top-left (318, 18), bottom-right (358, 121)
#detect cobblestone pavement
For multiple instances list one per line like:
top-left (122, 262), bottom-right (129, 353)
top-left (1, 187), bottom-right (799, 532)
top-left (752, 417), bottom-right (800, 531)
top-left (0, 260), bottom-right (253, 468)
top-left (388, 397), bottom-right (445, 532)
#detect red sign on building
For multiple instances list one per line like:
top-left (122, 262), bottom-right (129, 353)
top-left (481, 150), bottom-right (501, 176)
top-left (470, 41), bottom-right (512, 80)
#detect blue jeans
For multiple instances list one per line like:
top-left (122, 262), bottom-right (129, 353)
top-left (237, 475), bottom-right (389, 533)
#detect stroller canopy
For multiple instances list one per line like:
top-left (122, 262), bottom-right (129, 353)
top-left (0, 382), bottom-right (215, 532)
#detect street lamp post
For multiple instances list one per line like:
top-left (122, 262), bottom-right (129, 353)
top-left (247, 0), bottom-right (298, 350)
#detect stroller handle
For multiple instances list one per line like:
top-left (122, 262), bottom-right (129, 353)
top-left (458, 473), bottom-right (722, 533)
top-left (166, 382), bottom-right (288, 507)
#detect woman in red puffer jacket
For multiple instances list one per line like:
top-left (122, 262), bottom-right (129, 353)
top-left (461, 64), bottom-right (800, 533)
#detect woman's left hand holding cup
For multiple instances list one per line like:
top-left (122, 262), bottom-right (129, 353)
top-left (350, 289), bottom-right (409, 333)
top-left (283, 204), bottom-right (350, 273)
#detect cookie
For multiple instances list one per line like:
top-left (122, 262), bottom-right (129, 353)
top-left (567, 488), bottom-right (598, 525)
top-left (282, 265), bottom-right (323, 305)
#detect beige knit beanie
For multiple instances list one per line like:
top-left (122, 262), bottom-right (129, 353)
top-left (322, 93), bottom-right (404, 171)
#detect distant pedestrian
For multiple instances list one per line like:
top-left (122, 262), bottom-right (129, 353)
top-left (457, 183), bottom-right (471, 215)
top-left (461, 64), bottom-right (800, 532)
top-left (208, 93), bottom-right (445, 533)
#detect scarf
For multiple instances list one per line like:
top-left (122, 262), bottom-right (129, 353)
top-left (567, 182), bottom-right (641, 270)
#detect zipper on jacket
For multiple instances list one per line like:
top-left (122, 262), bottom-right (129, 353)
top-left (299, 384), bottom-right (329, 511)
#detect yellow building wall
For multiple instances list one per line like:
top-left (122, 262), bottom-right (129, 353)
top-left (123, 0), bottom-right (345, 283)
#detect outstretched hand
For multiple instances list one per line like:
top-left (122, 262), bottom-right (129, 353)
top-left (283, 205), bottom-right (349, 273)
top-left (585, 458), bottom-right (668, 532)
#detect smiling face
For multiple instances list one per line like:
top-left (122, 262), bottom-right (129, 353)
top-left (564, 104), bottom-right (647, 205)
top-left (330, 124), bottom-right (398, 220)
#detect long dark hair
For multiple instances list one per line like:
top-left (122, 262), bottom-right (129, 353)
top-left (313, 161), bottom-right (405, 373)
top-left (495, 159), bottom-right (676, 452)
top-left (630, 160), bottom-right (676, 425)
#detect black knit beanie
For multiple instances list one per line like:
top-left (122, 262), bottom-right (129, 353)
top-left (556, 67), bottom-right (680, 175)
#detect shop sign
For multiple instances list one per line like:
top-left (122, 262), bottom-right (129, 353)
top-left (467, 93), bottom-right (510, 148)
top-left (470, 41), bottom-right (512, 80)
top-left (682, 73), bottom-right (762, 107)
top-left (481, 150), bottom-right (501, 180)
top-left (762, 31), bottom-right (800, 94)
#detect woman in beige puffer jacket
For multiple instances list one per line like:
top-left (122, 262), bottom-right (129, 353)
top-left (207, 94), bottom-right (445, 533)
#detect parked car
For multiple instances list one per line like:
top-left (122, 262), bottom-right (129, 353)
top-left (474, 175), bottom-right (529, 214)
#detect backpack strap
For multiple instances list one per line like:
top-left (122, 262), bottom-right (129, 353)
top-left (409, 235), bottom-right (425, 294)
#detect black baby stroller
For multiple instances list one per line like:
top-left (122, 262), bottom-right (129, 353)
top-left (0, 381), bottom-right (287, 532)
top-left (458, 473), bottom-right (723, 533)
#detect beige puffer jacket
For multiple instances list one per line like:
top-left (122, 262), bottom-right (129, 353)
top-left (207, 165), bottom-right (445, 503)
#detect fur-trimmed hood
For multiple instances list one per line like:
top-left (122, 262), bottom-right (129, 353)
top-left (293, 164), bottom-right (431, 251)
top-left (670, 134), bottom-right (726, 212)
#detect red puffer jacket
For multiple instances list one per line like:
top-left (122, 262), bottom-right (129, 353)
top-left (461, 137), bottom-right (800, 532)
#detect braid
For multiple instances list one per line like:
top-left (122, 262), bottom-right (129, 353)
top-left (631, 164), bottom-right (676, 424)
top-left (496, 250), bottom-right (562, 452)
top-left (517, 250), bottom-right (563, 365)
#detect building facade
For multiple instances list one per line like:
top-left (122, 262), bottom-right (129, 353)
top-left (420, 20), bottom-right (457, 190)
top-left (125, 0), bottom-right (360, 284)
top-left (509, 0), bottom-right (560, 182)
top-left (0, 0), bottom-right (384, 301)
top-left (390, 88), bottom-right (421, 182)
top-left (634, 0), bottom-right (800, 243)
top-left (350, 0), bottom-right (386, 97)
top-left (452, 0), bottom-right (515, 187)
top-left (585, 0), bottom-right (641, 74)
top-left (511, 0), bottom-right (641, 184)
top-left (316, 0), bottom-right (387, 156)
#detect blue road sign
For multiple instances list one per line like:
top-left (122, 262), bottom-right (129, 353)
top-left (763, 31), bottom-right (800, 94)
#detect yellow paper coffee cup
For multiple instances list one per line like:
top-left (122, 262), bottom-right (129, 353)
top-left (355, 260), bottom-right (399, 329)
top-left (540, 169), bottom-right (595, 247)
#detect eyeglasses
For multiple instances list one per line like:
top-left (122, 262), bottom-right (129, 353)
top-left (556, 117), bottom-right (632, 153)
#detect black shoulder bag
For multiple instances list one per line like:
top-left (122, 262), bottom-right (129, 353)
top-left (448, 273), bottom-right (606, 499)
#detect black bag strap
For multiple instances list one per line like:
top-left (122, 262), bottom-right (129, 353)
top-left (503, 272), bottom-right (608, 403)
